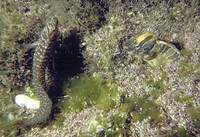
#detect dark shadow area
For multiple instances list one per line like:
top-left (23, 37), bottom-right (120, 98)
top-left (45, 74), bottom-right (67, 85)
top-left (171, 41), bottom-right (184, 51)
top-left (48, 30), bottom-right (86, 105)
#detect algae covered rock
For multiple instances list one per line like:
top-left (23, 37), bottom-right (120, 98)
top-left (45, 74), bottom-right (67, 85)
top-left (0, 0), bottom-right (200, 136)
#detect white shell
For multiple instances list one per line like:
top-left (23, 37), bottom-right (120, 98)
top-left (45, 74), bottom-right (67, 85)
top-left (15, 94), bottom-right (40, 109)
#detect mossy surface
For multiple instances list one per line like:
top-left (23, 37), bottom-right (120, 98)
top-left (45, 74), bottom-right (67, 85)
top-left (194, 62), bottom-right (200, 74)
top-left (58, 73), bottom-right (162, 135)
top-left (0, 88), bottom-right (21, 136)
top-left (178, 57), bottom-right (194, 77)
top-left (61, 74), bottom-right (123, 112)
top-left (187, 105), bottom-right (200, 120)
top-left (0, 90), bottom-right (17, 122)
top-left (145, 70), bottom-right (168, 98)
top-left (81, 113), bottom-right (127, 136)
top-left (120, 94), bottom-right (162, 122)
top-left (174, 127), bottom-right (191, 137)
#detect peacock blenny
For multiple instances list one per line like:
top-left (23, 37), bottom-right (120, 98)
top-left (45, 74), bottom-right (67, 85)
top-left (13, 17), bottom-right (59, 127)
top-left (123, 33), bottom-right (183, 67)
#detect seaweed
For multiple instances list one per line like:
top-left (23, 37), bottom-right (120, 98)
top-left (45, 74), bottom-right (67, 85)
top-left (61, 74), bottom-right (123, 112)
top-left (0, 0), bottom-right (199, 136)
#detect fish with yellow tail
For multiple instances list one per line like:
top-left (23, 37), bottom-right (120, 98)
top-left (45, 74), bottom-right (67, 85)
top-left (123, 32), bottom-right (183, 67)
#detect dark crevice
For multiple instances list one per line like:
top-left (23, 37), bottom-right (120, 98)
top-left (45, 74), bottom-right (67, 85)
top-left (171, 41), bottom-right (184, 51)
top-left (48, 30), bottom-right (86, 105)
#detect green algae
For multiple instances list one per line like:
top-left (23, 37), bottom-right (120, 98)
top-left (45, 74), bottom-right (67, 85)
top-left (61, 74), bottom-right (123, 112)
top-left (48, 0), bottom-right (107, 33)
top-left (0, 0), bottom-right (199, 136)
top-left (174, 94), bottom-right (193, 103)
top-left (145, 70), bottom-right (168, 98)
top-left (0, 91), bottom-right (17, 125)
top-left (174, 93), bottom-right (199, 120)
top-left (0, 1), bottom-right (46, 89)
top-left (120, 94), bottom-right (162, 122)
top-left (194, 62), bottom-right (200, 74)
top-left (82, 114), bottom-right (126, 137)
top-left (187, 105), bottom-right (200, 120)
top-left (174, 127), bottom-right (191, 137)
top-left (59, 74), bottom-right (128, 136)
top-left (60, 73), bottom-right (162, 135)
top-left (54, 114), bottom-right (66, 128)
top-left (0, 88), bottom-right (20, 136)
top-left (167, 127), bottom-right (194, 137)
top-left (0, 3), bottom-right (44, 52)
top-left (178, 57), bottom-right (193, 77)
